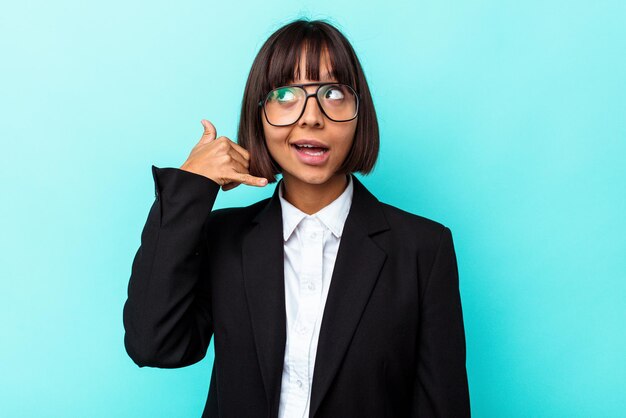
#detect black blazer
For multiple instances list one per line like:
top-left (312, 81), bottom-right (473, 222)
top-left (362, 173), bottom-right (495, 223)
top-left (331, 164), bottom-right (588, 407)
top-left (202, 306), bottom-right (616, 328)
top-left (123, 166), bottom-right (470, 418)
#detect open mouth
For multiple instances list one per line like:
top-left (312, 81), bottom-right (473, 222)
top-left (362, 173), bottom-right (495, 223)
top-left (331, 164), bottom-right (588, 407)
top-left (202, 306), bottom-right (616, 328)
top-left (292, 144), bottom-right (329, 156)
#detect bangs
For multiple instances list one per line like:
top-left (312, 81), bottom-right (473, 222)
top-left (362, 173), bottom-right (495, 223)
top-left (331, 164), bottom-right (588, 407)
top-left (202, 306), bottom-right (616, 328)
top-left (262, 24), bottom-right (358, 95)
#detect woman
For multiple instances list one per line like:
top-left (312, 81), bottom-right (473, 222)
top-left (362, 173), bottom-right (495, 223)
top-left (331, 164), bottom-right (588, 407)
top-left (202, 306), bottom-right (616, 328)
top-left (123, 18), bottom-right (470, 418)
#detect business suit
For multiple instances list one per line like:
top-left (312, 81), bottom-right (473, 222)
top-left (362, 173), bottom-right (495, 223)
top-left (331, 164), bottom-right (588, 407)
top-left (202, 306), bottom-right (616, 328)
top-left (123, 165), bottom-right (471, 418)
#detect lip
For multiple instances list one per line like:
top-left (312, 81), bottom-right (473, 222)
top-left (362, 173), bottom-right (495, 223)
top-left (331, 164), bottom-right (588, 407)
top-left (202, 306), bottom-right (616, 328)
top-left (290, 138), bottom-right (330, 148)
top-left (291, 143), bottom-right (330, 166)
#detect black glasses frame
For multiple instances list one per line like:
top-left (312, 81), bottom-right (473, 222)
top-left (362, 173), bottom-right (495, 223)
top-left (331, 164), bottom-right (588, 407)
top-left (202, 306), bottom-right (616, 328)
top-left (258, 82), bottom-right (360, 127)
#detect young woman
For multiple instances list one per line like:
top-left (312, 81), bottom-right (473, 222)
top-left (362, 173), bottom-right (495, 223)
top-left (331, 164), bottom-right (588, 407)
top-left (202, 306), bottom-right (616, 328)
top-left (123, 18), bottom-right (470, 418)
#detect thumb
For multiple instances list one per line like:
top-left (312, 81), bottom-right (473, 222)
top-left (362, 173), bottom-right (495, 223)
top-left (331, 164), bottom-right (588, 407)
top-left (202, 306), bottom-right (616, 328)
top-left (199, 119), bottom-right (217, 144)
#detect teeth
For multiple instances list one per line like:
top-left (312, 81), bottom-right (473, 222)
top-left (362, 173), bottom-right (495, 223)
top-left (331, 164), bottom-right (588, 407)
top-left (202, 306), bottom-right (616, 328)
top-left (293, 143), bottom-right (328, 158)
top-left (296, 144), bottom-right (326, 148)
top-left (294, 144), bottom-right (327, 156)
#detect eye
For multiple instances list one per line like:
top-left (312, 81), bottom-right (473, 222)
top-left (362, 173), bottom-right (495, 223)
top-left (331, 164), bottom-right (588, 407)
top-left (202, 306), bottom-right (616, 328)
top-left (271, 87), bottom-right (298, 103)
top-left (323, 85), bottom-right (346, 101)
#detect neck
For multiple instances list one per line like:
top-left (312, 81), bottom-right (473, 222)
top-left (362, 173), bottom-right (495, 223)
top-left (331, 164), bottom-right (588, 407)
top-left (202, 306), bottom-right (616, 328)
top-left (281, 173), bottom-right (349, 215)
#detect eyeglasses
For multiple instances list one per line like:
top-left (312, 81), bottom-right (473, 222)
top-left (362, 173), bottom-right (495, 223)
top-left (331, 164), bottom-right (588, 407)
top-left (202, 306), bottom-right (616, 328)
top-left (258, 82), bottom-right (360, 127)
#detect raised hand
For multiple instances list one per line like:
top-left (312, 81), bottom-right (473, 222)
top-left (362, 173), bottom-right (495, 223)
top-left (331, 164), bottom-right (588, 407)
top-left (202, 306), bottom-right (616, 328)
top-left (180, 119), bottom-right (268, 191)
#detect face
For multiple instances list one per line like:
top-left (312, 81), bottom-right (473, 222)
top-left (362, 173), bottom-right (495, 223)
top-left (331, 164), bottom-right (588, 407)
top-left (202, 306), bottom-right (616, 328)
top-left (261, 49), bottom-right (358, 187)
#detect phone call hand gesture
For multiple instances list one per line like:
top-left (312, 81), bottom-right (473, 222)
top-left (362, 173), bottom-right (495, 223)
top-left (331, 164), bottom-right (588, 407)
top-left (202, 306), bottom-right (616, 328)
top-left (180, 119), bottom-right (268, 191)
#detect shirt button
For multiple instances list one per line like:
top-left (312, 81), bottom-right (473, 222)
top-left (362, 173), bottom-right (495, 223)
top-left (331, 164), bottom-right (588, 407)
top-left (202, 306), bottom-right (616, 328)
top-left (296, 380), bottom-right (303, 388)
top-left (298, 325), bottom-right (308, 334)
top-left (310, 232), bottom-right (317, 239)
top-left (307, 282), bottom-right (315, 291)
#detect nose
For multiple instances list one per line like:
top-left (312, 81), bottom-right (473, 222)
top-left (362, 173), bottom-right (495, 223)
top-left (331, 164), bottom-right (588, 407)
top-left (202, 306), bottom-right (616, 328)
top-left (297, 89), bottom-right (325, 128)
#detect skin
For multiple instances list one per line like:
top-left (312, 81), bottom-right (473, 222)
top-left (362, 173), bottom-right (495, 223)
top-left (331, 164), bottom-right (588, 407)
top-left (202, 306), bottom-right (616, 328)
top-left (262, 49), bottom-right (358, 215)
top-left (180, 121), bottom-right (268, 189)
top-left (180, 48), bottom-right (357, 217)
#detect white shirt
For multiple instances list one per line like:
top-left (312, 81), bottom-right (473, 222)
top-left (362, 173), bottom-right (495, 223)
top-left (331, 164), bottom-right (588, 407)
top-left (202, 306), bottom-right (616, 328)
top-left (276, 174), bottom-right (354, 418)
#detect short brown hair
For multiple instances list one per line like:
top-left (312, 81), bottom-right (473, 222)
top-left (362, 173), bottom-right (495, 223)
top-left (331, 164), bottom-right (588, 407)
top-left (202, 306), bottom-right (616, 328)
top-left (237, 18), bottom-right (380, 183)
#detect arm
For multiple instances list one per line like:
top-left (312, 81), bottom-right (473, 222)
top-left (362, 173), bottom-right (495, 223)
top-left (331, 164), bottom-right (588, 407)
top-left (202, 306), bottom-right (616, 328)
top-left (123, 165), bottom-right (220, 368)
top-left (411, 226), bottom-right (471, 417)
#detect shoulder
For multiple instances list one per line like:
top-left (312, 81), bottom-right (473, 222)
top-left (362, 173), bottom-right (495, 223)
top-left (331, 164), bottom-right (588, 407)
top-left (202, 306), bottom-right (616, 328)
top-left (377, 200), bottom-right (450, 248)
top-left (352, 174), bottom-right (450, 246)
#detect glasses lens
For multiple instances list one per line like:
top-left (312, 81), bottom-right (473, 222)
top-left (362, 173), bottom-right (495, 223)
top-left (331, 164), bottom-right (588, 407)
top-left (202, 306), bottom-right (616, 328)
top-left (318, 84), bottom-right (358, 121)
top-left (264, 84), bottom-right (358, 125)
top-left (264, 86), bottom-right (306, 126)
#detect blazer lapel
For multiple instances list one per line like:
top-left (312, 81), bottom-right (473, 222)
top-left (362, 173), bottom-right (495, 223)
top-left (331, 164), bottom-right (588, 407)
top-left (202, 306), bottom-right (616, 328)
top-left (242, 182), bottom-right (286, 418)
top-left (241, 174), bottom-right (390, 418)
top-left (309, 175), bottom-right (389, 417)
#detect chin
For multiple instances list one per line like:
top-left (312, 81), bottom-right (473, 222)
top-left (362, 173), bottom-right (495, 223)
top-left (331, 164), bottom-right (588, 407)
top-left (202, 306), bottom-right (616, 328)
top-left (296, 173), bottom-right (328, 184)
top-left (291, 169), bottom-right (341, 186)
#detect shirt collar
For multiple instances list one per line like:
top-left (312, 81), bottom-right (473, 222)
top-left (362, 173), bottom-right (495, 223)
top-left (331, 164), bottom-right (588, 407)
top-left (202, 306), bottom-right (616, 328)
top-left (278, 174), bottom-right (354, 242)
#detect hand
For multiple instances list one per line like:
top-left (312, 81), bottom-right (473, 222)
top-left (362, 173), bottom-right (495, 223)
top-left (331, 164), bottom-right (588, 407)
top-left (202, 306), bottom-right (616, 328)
top-left (180, 119), bottom-right (268, 191)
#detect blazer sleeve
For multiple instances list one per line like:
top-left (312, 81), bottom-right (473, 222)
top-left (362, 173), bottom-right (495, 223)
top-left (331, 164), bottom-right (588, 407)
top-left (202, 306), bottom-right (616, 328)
top-left (123, 165), bottom-right (221, 368)
top-left (411, 226), bottom-right (471, 417)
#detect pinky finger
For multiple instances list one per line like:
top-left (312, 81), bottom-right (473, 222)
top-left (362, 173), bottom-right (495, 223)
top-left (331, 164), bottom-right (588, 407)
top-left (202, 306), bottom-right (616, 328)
top-left (235, 172), bottom-right (268, 187)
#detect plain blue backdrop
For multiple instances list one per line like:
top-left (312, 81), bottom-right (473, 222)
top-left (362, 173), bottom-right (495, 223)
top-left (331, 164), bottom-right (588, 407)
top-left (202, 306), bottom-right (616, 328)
top-left (1, 1), bottom-right (624, 417)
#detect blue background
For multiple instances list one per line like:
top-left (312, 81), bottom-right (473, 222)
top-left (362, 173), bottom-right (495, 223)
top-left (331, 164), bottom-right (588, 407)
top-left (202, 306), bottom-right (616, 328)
top-left (1, 1), bottom-right (625, 417)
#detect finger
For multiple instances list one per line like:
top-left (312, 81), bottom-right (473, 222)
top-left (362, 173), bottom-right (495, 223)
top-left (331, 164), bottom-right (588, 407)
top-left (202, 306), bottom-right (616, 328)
top-left (199, 119), bottom-right (217, 144)
top-left (227, 146), bottom-right (249, 170)
top-left (231, 171), bottom-right (268, 187)
top-left (228, 158), bottom-right (249, 176)
top-left (229, 141), bottom-right (251, 161)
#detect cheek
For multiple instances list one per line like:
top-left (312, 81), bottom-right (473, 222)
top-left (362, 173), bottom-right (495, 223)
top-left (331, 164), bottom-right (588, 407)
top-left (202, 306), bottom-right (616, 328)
top-left (264, 130), bottom-right (289, 149)
top-left (262, 126), bottom-right (291, 155)
top-left (337, 124), bottom-right (358, 151)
